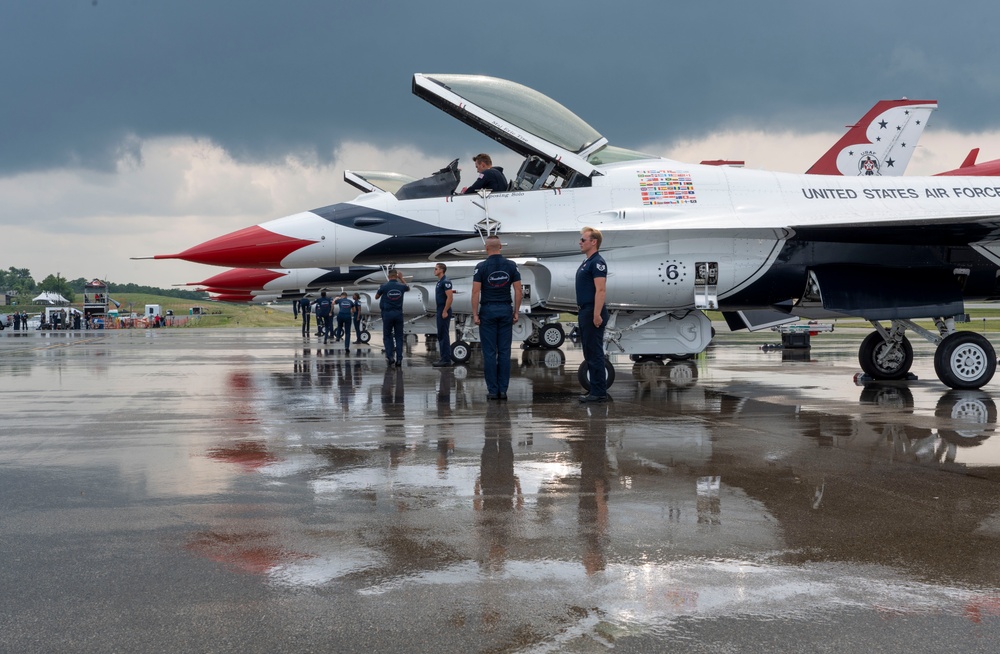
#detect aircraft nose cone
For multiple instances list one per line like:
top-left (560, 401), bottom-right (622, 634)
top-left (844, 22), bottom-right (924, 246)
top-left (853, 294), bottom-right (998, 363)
top-left (190, 268), bottom-right (288, 291)
top-left (155, 225), bottom-right (317, 268)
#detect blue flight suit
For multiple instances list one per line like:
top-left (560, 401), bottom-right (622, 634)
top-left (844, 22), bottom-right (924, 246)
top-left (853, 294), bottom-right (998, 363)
top-left (474, 254), bottom-right (521, 395)
top-left (435, 274), bottom-right (454, 363)
top-left (376, 279), bottom-right (408, 364)
top-left (335, 296), bottom-right (356, 351)
top-left (298, 297), bottom-right (311, 336)
top-left (576, 252), bottom-right (609, 397)
top-left (315, 295), bottom-right (334, 343)
top-left (464, 167), bottom-right (507, 194)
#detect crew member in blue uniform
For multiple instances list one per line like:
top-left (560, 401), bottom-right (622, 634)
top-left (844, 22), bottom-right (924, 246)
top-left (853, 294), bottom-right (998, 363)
top-left (298, 296), bottom-right (312, 337)
top-left (462, 153), bottom-right (507, 194)
top-left (432, 263), bottom-right (456, 367)
top-left (335, 291), bottom-right (356, 353)
top-left (576, 227), bottom-right (609, 402)
top-left (375, 270), bottom-right (409, 366)
top-left (315, 291), bottom-right (334, 344)
top-left (471, 235), bottom-right (522, 400)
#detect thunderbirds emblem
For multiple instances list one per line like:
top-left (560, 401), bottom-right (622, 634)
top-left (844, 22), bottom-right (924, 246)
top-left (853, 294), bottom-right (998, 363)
top-left (858, 152), bottom-right (881, 176)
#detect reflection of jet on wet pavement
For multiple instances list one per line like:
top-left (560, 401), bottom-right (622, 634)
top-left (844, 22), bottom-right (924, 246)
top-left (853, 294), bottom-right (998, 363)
top-left (188, 356), bottom-right (1000, 639)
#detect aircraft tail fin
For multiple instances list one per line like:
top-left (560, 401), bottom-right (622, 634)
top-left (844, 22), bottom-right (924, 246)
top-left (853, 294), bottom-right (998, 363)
top-left (806, 99), bottom-right (937, 176)
top-left (959, 148), bottom-right (980, 169)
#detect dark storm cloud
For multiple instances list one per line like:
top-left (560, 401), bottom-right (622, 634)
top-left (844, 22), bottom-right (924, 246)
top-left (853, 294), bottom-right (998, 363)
top-left (3, 1), bottom-right (1000, 176)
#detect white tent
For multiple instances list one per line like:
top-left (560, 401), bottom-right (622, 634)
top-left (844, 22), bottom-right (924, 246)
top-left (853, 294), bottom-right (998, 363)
top-left (32, 292), bottom-right (70, 305)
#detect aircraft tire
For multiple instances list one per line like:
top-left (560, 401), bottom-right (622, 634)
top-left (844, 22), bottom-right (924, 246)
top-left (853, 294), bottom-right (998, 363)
top-left (933, 332), bottom-right (996, 390)
top-left (451, 340), bottom-right (472, 364)
top-left (540, 324), bottom-right (565, 349)
top-left (934, 389), bottom-right (997, 445)
top-left (858, 332), bottom-right (913, 380)
top-left (578, 359), bottom-right (616, 392)
top-left (358, 330), bottom-right (371, 344)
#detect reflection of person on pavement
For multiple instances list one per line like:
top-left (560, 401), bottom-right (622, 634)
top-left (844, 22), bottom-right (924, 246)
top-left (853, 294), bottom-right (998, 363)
top-left (461, 153), bottom-right (507, 194)
top-left (381, 366), bottom-right (406, 467)
top-left (569, 404), bottom-right (611, 575)
top-left (474, 402), bottom-right (522, 571)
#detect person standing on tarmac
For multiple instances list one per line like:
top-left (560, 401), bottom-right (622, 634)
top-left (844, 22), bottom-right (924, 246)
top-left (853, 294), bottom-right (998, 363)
top-left (576, 227), bottom-right (609, 403)
top-left (315, 291), bottom-right (334, 344)
top-left (471, 235), bottom-right (521, 400)
top-left (375, 270), bottom-right (409, 366)
top-left (298, 296), bottom-right (312, 337)
top-left (334, 292), bottom-right (355, 354)
top-left (432, 263), bottom-right (455, 367)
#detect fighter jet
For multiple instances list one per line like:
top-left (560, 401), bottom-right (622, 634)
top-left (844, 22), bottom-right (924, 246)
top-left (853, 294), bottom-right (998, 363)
top-left (154, 74), bottom-right (1000, 389)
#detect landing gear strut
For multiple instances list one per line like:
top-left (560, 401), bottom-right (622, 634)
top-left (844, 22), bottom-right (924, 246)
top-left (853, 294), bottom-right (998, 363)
top-left (861, 318), bottom-right (996, 389)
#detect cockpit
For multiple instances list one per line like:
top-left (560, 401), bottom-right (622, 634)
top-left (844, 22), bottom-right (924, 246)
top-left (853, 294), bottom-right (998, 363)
top-left (344, 73), bottom-right (659, 200)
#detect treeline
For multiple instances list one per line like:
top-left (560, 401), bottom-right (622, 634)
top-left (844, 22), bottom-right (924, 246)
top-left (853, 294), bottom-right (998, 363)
top-left (1, 267), bottom-right (206, 303)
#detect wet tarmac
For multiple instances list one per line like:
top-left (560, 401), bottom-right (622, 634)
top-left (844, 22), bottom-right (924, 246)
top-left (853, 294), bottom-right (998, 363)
top-left (3, 327), bottom-right (1000, 652)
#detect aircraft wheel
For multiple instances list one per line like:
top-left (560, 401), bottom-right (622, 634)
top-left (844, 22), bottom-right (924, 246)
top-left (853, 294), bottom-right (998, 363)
top-left (451, 340), bottom-right (472, 364)
top-left (525, 328), bottom-right (541, 347)
top-left (539, 324), bottom-right (565, 349)
top-left (578, 359), bottom-right (616, 392)
top-left (935, 390), bottom-right (997, 445)
top-left (933, 332), bottom-right (996, 389)
top-left (665, 360), bottom-right (698, 387)
top-left (858, 332), bottom-right (913, 380)
top-left (859, 383), bottom-right (914, 410)
top-left (358, 330), bottom-right (371, 344)
top-left (543, 349), bottom-right (565, 369)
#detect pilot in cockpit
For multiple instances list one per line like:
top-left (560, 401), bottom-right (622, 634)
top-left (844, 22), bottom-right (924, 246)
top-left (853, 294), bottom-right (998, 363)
top-left (461, 153), bottom-right (508, 194)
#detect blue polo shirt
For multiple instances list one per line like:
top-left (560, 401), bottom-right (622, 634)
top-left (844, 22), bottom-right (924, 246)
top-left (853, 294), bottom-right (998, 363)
top-left (436, 275), bottom-right (454, 316)
top-left (335, 297), bottom-right (355, 318)
top-left (377, 280), bottom-right (408, 312)
top-left (473, 255), bottom-right (520, 304)
top-left (576, 252), bottom-right (607, 307)
top-left (315, 295), bottom-right (333, 317)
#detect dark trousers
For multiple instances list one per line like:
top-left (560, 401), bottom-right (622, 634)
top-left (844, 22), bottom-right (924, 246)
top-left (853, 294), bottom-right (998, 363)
top-left (382, 310), bottom-right (404, 362)
top-left (353, 317), bottom-right (362, 341)
top-left (436, 312), bottom-right (452, 362)
top-left (322, 314), bottom-right (333, 341)
top-left (337, 317), bottom-right (352, 350)
top-left (479, 304), bottom-right (513, 394)
top-left (301, 312), bottom-right (311, 336)
top-left (579, 306), bottom-right (609, 396)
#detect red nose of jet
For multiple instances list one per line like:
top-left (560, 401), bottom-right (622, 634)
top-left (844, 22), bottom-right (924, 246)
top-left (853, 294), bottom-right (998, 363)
top-left (155, 225), bottom-right (317, 268)
top-left (190, 268), bottom-right (288, 291)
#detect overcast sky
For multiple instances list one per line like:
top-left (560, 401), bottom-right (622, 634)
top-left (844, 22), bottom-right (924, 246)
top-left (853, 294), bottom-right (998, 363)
top-left (5, 1), bottom-right (1000, 288)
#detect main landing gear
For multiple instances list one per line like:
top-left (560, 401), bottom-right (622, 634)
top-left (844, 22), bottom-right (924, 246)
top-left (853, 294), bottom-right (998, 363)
top-left (859, 318), bottom-right (997, 389)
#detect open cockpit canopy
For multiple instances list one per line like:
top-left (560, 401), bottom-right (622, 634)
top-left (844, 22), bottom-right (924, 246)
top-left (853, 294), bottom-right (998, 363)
top-left (414, 73), bottom-right (638, 190)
